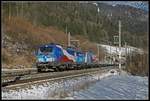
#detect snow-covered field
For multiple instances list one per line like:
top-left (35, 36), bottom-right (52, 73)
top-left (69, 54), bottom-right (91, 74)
top-left (2, 69), bottom-right (148, 100)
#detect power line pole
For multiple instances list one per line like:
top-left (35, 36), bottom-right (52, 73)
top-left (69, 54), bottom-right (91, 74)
top-left (119, 20), bottom-right (121, 69)
top-left (109, 42), bottom-right (111, 64)
top-left (125, 42), bottom-right (127, 68)
top-left (97, 44), bottom-right (100, 62)
top-left (66, 25), bottom-right (67, 35)
top-left (68, 32), bottom-right (71, 47)
top-left (66, 25), bottom-right (68, 46)
top-left (68, 31), bottom-right (79, 47)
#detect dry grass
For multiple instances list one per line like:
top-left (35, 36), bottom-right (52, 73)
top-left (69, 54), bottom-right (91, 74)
top-left (2, 48), bottom-right (14, 65)
top-left (126, 53), bottom-right (148, 76)
top-left (2, 16), bottom-right (105, 68)
top-left (2, 48), bottom-right (35, 68)
top-left (4, 16), bottom-right (69, 48)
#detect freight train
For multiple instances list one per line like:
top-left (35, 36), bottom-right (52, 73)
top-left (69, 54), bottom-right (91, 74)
top-left (35, 43), bottom-right (99, 72)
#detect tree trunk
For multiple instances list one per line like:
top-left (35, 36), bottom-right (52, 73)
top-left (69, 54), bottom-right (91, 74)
top-left (9, 3), bottom-right (11, 20)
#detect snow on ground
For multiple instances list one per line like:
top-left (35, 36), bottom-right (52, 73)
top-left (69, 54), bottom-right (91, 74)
top-left (92, 3), bottom-right (100, 12)
top-left (2, 69), bottom-right (148, 100)
top-left (73, 72), bottom-right (148, 100)
top-left (100, 44), bottom-right (144, 55)
top-left (2, 69), bottom-right (118, 99)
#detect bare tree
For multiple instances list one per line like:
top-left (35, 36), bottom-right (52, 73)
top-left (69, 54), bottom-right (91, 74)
top-left (9, 3), bottom-right (11, 20)
top-left (16, 3), bottom-right (19, 16)
top-left (33, 3), bottom-right (37, 26)
top-left (21, 1), bottom-right (24, 17)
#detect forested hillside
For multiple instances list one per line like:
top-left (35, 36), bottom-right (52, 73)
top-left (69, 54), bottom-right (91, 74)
top-left (2, 2), bottom-right (148, 48)
top-left (2, 2), bottom-right (148, 69)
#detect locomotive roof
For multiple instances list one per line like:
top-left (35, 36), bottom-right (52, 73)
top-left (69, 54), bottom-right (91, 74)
top-left (39, 43), bottom-right (61, 47)
top-left (37, 43), bottom-right (94, 54)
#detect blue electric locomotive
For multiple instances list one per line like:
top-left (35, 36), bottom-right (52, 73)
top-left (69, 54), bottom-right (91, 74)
top-left (35, 43), bottom-right (98, 72)
top-left (35, 43), bottom-right (63, 71)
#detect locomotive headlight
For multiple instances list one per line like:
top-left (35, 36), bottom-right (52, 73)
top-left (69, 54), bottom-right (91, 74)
top-left (46, 57), bottom-right (55, 62)
top-left (38, 58), bottom-right (45, 62)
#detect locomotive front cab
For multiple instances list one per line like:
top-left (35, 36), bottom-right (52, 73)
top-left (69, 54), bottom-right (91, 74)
top-left (36, 45), bottom-right (55, 64)
top-left (35, 44), bottom-right (64, 72)
top-left (36, 44), bottom-right (64, 66)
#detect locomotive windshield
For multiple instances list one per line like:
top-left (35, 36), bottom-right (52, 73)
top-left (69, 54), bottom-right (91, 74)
top-left (40, 46), bottom-right (53, 53)
top-left (66, 47), bottom-right (75, 56)
top-left (77, 52), bottom-right (84, 56)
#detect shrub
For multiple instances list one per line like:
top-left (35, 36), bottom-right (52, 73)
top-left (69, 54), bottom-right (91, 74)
top-left (126, 53), bottom-right (148, 76)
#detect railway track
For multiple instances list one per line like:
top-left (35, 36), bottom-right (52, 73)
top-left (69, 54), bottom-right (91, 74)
top-left (2, 66), bottom-right (119, 89)
top-left (2, 64), bottom-right (119, 77)
top-left (2, 68), bottom-right (37, 77)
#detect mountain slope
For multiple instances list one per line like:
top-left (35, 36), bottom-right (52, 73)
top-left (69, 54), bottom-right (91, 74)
top-left (2, 2), bottom-right (148, 68)
top-left (2, 2), bottom-right (148, 48)
top-left (2, 16), bottom-right (103, 68)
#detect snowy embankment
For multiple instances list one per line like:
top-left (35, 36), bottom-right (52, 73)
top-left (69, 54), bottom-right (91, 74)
top-left (2, 69), bottom-right (148, 100)
top-left (73, 72), bottom-right (148, 100)
top-left (100, 44), bottom-right (144, 55)
top-left (2, 69), bottom-right (118, 99)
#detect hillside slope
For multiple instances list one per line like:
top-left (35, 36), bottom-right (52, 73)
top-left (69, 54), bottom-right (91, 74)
top-left (2, 2), bottom-right (148, 48)
top-left (2, 16), bottom-right (104, 68)
top-left (2, 2), bottom-right (148, 68)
